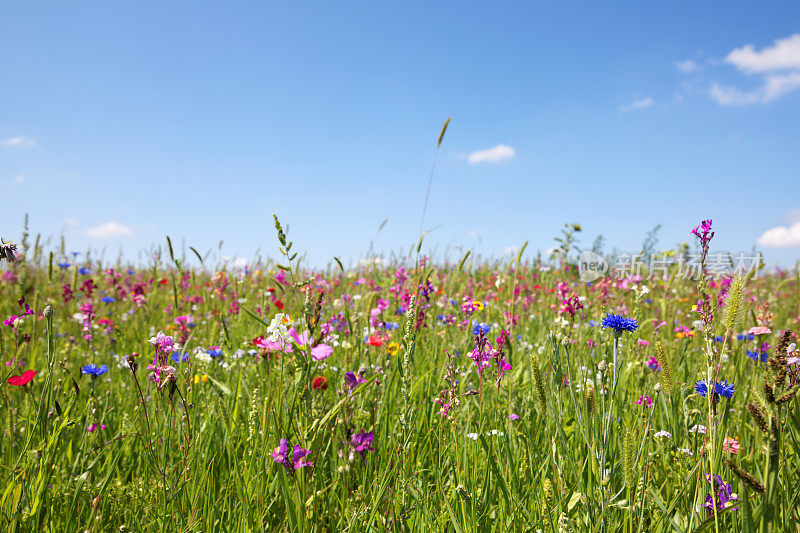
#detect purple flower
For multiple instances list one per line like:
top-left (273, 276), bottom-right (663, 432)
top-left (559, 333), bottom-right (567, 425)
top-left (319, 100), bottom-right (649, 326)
top-left (292, 445), bottom-right (313, 470)
top-left (270, 438), bottom-right (290, 465)
top-left (351, 431), bottom-right (375, 458)
top-left (508, 414), bottom-right (520, 420)
top-left (271, 438), bottom-right (313, 474)
top-left (344, 371), bottom-right (367, 392)
top-left (701, 475), bottom-right (739, 513)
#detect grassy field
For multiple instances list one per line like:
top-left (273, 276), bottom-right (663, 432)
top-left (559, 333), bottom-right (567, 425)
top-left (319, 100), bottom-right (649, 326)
top-left (1, 218), bottom-right (799, 532)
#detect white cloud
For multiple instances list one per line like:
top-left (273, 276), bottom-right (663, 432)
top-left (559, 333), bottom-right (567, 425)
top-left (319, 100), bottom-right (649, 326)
top-left (726, 34), bottom-right (800, 73)
top-left (674, 59), bottom-right (698, 73)
top-left (709, 83), bottom-right (760, 105)
top-left (711, 34), bottom-right (800, 105)
top-left (14, 174), bottom-right (24, 184)
top-left (85, 222), bottom-right (133, 239)
top-left (63, 218), bottom-right (79, 228)
top-left (757, 221), bottom-right (800, 248)
top-left (467, 144), bottom-right (515, 164)
top-left (1, 136), bottom-right (37, 148)
top-left (762, 71), bottom-right (800, 101)
top-left (619, 97), bottom-right (654, 113)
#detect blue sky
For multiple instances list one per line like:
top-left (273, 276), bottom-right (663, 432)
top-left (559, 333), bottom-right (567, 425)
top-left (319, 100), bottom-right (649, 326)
top-left (2, 2), bottom-right (800, 268)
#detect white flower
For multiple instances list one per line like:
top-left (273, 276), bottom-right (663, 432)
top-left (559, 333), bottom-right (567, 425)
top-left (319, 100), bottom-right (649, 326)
top-left (195, 352), bottom-right (213, 363)
top-left (654, 430), bottom-right (672, 439)
top-left (466, 433), bottom-right (479, 440)
top-left (677, 447), bottom-right (693, 456)
top-left (266, 314), bottom-right (289, 343)
top-left (689, 424), bottom-right (707, 434)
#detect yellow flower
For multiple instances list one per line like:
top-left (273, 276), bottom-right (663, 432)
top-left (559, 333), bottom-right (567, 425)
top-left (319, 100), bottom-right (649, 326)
top-left (202, 374), bottom-right (209, 383)
top-left (193, 374), bottom-right (200, 384)
top-left (472, 301), bottom-right (485, 311)
top-left (386, 342), bottom-right (400, 356)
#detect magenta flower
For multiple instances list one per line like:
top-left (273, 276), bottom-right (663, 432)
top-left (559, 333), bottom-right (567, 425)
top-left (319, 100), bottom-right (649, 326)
top-left (271, 438), bottom-right (313, 473)
top-left (351, 431), bottom-right (375, 459)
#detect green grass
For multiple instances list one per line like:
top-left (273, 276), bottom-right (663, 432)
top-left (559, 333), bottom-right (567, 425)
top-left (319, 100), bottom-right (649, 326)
top-left (1, 235), bottom-right (799, 532)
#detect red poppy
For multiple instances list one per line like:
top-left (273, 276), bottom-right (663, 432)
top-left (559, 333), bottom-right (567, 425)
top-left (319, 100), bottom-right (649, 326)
top-left (159, 279), bottom-right (168, 285)
top-left (7, 369), bottom-right (37, 386)
top-left (311, 376), bottom-right (328, 390)
top-left (366, 335), bottom-right (384, 347)
top-left (274, 299), bottom-right (284, 310)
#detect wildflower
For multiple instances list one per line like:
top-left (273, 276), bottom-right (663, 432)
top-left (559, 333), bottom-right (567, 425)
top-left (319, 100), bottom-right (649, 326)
top-left (701, 475), bottom-right (739, 514)
top-left (748, 326), bottom-right (771, 336)
top-left (7, 369), bottom-right (37, 386)
top-left (646, 355), bottom-right (661, 371)
top-left (385, 342), bottom-right (400, 357)
top-left (695, 379), bottom-right (735, 398)
top-left (722, 437), bottom-right (740, 454)
top-left (78, 267), bottom-right (91, 275)
top-left (206, 346), bottom-right (224, 358)
top-left (366, 335), bottom-right (384, 347)
top-left (508, 414), bottom-right (520, 420)
top-left (101, 296), bottom-right (115, 303)
top-left (601, 313), bottom-right (638, 335)
top-left (311, 376), bottom-right (328, 390)
top-left (654, 430), bottom-right (672, 439)
top-left (351, 431), bottom-right (375, 458)
top-left (466, 432), bottom-right (479, 440)
top-left (87, 423), bottom-right (107, 433)
top-left (271, 439), bottom-right (313, 473)
top-left (635, 395), bottom-right (653, 409)
top-left (747, 350), bottom-right (769, 362)
top-left (689, 424), bottom-right (707, 434)
top-left (472, 322), bottom-right (491, 336)
top-left (344, 371), bottom-right (367, 392)
top-left (170, 351), bottom-right (190, 363)
top-left (81, 364), bottom-right (109, 377)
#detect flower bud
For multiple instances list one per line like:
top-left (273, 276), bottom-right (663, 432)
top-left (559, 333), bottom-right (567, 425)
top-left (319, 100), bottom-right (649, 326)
top-left (43, 305), bottom-right (54, 318)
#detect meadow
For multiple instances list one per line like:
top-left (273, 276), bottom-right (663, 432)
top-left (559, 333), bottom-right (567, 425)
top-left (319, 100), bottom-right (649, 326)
top-left (1, 217), bottom-right (799, 532)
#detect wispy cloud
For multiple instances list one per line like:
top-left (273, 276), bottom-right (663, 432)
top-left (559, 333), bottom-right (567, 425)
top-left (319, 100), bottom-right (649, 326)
top-left (1, 136), bottom-right (37, 148)
top-left (14, 174), bottom-right (24, 184)
top-left (466, 144), bottom-right (515, 164)
top-left (757, 221), bottom-right (800, 248)
top-left (619, 97), bottom-right (654, 113)
top-left (85, 222), bottom-right (133, 239)
top-left (711, 33), bottom-right (800, 105)
top-left (674, 59), bottom-right (698, 73)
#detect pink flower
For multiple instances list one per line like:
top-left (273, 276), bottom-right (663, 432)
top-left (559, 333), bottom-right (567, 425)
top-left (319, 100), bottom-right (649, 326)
top-left (722, 437), bottom-right (740, 454)
top-left (748, 326), bottom-right (772, 336)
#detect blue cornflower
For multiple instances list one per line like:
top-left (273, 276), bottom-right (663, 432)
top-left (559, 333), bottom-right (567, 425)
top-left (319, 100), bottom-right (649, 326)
top-left (78, 267), bottom-right (91, 275)
top-left (747, 350), bottom-right (769, 362)
top-left (737, 333), bottom-right (755, 341)
top-left (101, 296), bottom-right (115, 303)
top-left (695, 379), bottom-right (735, 398)
top-left (714, 381), bottom-right (736, 398)
top-left (127, 269), bottom-right (135, 275)
top-left (206, 346), bottom-right (224, 358)
top-left (81, 364), bottom-right (108, 377)
top-left (58, 262), bottom-right (71, 269)
top-left (472, 322), bottom-right (491, 336)
top-left (713, 336), bottom-right (724, 343)
top-left (588, 320), bottom-right (598, 327)
top-left (644, 298), bottom-right (653, 304)
top-left (171, 351), bottom-right (190, 363)
top-left (601, 314), bottom-right (638, 335)
top-left (384, 322), bottom-right (399, 330)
